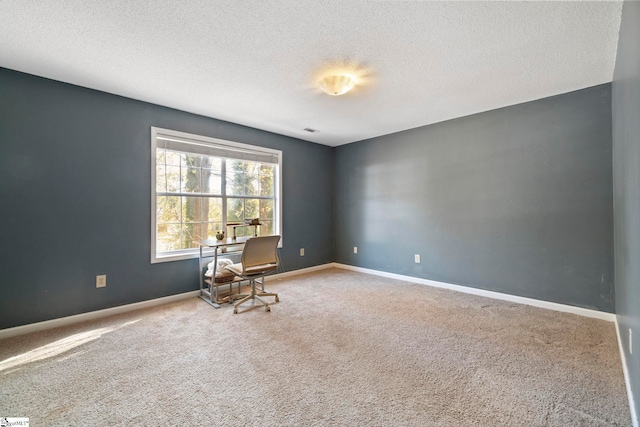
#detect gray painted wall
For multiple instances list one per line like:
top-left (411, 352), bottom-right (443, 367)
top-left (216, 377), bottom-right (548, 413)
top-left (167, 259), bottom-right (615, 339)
top-left (612, 0), bottom-right (640, 421)
top-left (0, 68), bottom-right (333, 329)
top-left (334, 84), bottom-right (614, 312)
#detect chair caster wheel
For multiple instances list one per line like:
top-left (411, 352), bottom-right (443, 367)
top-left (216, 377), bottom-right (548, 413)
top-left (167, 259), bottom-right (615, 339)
top-left (234, 308), bottom-right (238, 314)
top-left (275, 296), bottom-right (279, 302)
top-left (265, 305), bottom-right (270, 312)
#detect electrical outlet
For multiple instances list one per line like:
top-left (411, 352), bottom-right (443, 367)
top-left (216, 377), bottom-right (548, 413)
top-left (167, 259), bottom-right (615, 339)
top-left (354, 246), bottom-right (358, 254)
top-left (300, 248), bottom-right (305, 256)
top-left (630, 328), bottom-right (633, 355)
top-left (415, 254), bottom-right (421, 263)
top-left (96, 275), bottom-right (106, 288)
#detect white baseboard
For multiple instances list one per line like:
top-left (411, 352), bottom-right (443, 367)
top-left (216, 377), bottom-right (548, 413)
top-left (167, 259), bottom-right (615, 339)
top-left (0, 264), bottom-right (337, 340)
top-left (0, 263), bottom-right (336, 341)
top-left (0, 290), bottom-right (200, 341)
top-left (616, 318), bottom-right (639, 427)
top-left (0, 262), bottom-right (616, 336)
top-left (268, 263), bottom-right (335, 281)
top-left (332, 263), bottom-right (616, 322)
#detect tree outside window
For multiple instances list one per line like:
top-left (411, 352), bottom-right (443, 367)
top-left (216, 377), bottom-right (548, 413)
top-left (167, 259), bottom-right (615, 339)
top-left (152, 127), bottom-right (281, 262)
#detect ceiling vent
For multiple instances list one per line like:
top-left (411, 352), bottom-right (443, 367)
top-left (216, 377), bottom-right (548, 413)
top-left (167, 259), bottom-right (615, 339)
top-left (304, 128), bottom-right (319, 133)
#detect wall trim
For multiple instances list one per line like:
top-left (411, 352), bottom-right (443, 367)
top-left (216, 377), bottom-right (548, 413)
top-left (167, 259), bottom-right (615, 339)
top-left (0, 262), bottom-right (616, 336)
top-left (268, 263), bottom-right (335, 281)
top-left (332, 263), bottom-right (616, 322)
top-left (616, 317), bottom-right (639, 427)
top-left (0, 264), bottom-right (336, 340)
top-left (0, 290), bottom-right (200, 341)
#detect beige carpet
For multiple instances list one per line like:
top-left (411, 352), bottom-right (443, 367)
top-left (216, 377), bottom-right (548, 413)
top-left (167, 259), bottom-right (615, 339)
top-left (0, 268), bottom-right (631, 426)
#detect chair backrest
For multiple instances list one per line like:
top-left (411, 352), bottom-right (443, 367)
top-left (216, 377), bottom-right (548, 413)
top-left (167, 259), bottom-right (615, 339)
top-left (240, 235), bottom-right (281, 273)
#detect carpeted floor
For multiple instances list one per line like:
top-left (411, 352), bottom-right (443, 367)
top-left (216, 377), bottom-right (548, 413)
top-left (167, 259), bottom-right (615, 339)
top-left (0, 268), bottom-right (631, 426)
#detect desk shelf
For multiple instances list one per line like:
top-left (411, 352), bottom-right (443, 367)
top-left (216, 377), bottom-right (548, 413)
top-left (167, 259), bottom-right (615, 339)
top-left (195, 237), bottom-right (251, 308)
top-left (227, 222), bottom-right (261, 239)
top-left (202, 276), bottom-right (244, 304)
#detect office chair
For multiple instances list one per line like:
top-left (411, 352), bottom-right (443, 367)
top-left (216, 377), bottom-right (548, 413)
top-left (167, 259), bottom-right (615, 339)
top-left (225, 235), bottom-right (281, 313)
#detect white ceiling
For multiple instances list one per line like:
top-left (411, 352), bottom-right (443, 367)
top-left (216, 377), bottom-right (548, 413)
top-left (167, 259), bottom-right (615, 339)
top-left (0, 1), bottom-right (622, 146)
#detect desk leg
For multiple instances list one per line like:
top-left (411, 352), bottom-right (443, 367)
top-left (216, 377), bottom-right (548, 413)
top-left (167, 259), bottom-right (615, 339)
top-left (198, 245), bottom-right (221, 309)
top-left (213, 247), bottom-right (219, 303)
top-left (198, 246), bottom-right (203, 295)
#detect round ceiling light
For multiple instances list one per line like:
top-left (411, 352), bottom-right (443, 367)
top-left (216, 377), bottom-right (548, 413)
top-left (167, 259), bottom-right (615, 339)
top-left (319, 75), bottom-right (355, 96)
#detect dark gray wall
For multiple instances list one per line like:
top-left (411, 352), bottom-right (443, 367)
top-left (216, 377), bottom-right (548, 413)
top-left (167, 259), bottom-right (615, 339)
top-left (612, 1), bottom-right (640, 421)
top-left (0, 68), bottom-right (333, 329)
top-left (335, 85), bottom-right (614, 312)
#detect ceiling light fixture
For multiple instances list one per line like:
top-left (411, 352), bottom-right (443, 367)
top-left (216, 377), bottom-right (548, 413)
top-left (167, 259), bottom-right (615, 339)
top-left (319, 75), bottom-right (355, 96)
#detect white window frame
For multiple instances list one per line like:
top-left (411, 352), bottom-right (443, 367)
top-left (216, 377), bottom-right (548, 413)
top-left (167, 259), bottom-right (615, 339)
top-left (151, 127), bottom-right (283, 263)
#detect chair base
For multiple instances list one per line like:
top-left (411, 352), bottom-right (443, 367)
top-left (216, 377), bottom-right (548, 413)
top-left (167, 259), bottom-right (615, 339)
top-left (230, 280), bottom-right (279, 313)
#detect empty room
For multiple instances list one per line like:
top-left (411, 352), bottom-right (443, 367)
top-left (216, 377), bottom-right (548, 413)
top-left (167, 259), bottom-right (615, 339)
top-left (1, 1), bottom-right (638, 426)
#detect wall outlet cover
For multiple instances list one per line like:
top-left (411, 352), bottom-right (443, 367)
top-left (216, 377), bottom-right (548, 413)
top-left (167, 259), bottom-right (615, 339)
top-left (96, 275), bottom-right (106, 288)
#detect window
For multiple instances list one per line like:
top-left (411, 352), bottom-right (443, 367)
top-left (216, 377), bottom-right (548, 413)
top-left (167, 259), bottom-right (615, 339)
top-left (151, 127), bottom-right (282, 263)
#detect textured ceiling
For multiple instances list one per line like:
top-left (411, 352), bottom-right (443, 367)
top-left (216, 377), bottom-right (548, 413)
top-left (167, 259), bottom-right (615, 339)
top-left (0, 1), bottom-right (623, 146)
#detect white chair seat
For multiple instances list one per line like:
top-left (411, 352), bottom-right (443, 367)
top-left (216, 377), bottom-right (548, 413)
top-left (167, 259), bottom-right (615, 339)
top-left (226, 262), bottom-right (278, 276)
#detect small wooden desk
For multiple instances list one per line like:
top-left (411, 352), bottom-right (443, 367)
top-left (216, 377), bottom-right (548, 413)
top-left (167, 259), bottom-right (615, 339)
top-left (195, 237), bottom-right (251, 308)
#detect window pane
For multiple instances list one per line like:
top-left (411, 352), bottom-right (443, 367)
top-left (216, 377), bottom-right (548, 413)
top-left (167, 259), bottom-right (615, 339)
top-left (205, 197), bottom-right (223, 222)
top-left (165, 165), bottom-right (180, 192)
top-left (181, 223), bottom-right (202, 249)
top-left (181, 166), bottom-right (201, 193)
top-left (182, 196), bottom-right (207, 223)
top-left (244, 199), bottom-right (259, 219)
top-left (156, 165), bottom-right (166, 193)
top-left (157, 196), bottom-right (180, 223)
top-left (202, 156), bottom-right (222, 171)
top-left (184, 152), bottom-right (201, 168)
top-left (259, 199), bottom-right (274, 220)
top-left (165, 150), bottom-right (181, 166)
top-left (226, 173), bottom-right (245, 196)
top-left (202, 169), bottom-right (221, 195)
top-left (157, 223), bottom-right (181, 252)
top-left (244, 174), bottom-right (259, 196)
top-left (259, 221), bottom-right (274, 236)
top-left (260, 164), bottom-right (274, 175)
top-left (228, 159), bottom-right (244, 172)
top-left (244, 161), bottom-right (259, 174)
top-left (156, 148), bottom-right (166, 165)
top-left (259, 173), bottom-right (274, 196)
top-left (233, 225), bottom-right (254, 238)
top-left (227, 198), bottom-right (244, 223)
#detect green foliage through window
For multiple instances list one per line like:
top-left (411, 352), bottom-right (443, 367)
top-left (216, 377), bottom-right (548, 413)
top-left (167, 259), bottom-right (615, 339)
top-left (155, 149), bottom-right (277, 254)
